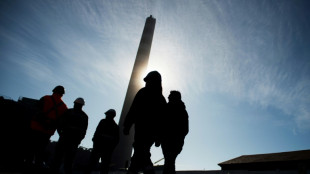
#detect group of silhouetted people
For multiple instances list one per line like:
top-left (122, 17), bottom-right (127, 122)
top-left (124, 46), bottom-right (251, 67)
top-left (23, 71), bottom-right (188, 174)
top-left (23, 86), bottom-right (119, 174)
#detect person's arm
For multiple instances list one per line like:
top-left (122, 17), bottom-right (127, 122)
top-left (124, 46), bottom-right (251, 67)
top-left (81, 114), bottom-right (88, 140)
top-left (57, 109), bottom-right (69, 136)
top-left (123, 90), bottom-right (142, 135)
top-left (155, 95), bottom-right (167, 147)
top-left (92, 120), bottom-right (103, 141)
top-left (182, 110), bottom-right (189, 138)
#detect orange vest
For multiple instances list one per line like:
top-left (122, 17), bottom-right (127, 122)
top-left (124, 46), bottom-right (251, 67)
top-left (31, 95), bottom-right (68, 136)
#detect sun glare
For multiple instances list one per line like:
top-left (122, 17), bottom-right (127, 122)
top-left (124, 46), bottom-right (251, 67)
top-left (137, 69), bottom-right (148, 88)
top-left (146, 53), bottom-right (181, 97)
top-left (137, 57), bottom-right (178, 97)
top-left (137, 31), bottom-right (186, 98)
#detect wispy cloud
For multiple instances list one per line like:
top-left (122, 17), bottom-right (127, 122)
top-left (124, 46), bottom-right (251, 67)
top-left (3, 0), bottom-right (149, 95)
top-left (1, 0), bottom-right (309, 132)
top-left (150, 0), bottom-right (310, 131)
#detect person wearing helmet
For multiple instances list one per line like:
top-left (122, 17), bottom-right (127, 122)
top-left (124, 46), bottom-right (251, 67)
top-left (160, 91), bottom-right (189, 174)
top-left (25, 85), bottom-right (68, 170)
top-left (51, 97), bottom-right (88, 174)
top-left (52, 85), bottom-right (65, 96)
top-left (85, 109), bottom-right (119, 174)
top-left (123, 71), bottom-right (167, 174)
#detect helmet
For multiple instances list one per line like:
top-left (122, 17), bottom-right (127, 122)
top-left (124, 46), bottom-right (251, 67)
top-left (53, 85), bottom-right (65, 94)
top-left (74, 97), bottom-right (85, 105)
top-left (105, 109), bottom-right (116, 117)
top-left (143, 71), bottom-right (161, 82)
top-left (169, 90), bottom-right (181, 101)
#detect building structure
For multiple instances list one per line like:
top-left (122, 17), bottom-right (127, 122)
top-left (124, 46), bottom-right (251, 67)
top-left (111, 15), bottom-right (156, 169)
top-left (218, 149), bottom-right (310, 173)
top-left (0, 96), bottom-right (39, 171)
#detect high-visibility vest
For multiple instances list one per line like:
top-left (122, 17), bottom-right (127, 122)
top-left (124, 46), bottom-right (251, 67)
top-left (31, 95), bottom-right (68, 135)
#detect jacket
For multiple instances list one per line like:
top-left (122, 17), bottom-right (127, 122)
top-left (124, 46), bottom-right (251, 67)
top-left (58, 108), bottom-right (88, 143)
top-left (93, 118), bottom-right (119, 148)
top-left (124, 87), bottom-right (166, 140)
top-left (31, 94), bottom-right (68, 135)
top-left (162, 100), bottom-right (189, 140)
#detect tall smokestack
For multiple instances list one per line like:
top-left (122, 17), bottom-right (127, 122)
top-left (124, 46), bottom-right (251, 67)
top-left (111, 15), bottom-right (156, 169)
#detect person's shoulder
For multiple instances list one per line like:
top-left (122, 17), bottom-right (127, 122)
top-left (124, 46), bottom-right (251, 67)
top-left (65, 108), bottom-right (74, 114)
top-left (99, 119), bottom-right (106, 124)
top-left (58, 98), bottom-right (66, 104)
top-left (134, 87), bottom-right (147, 98)
top-left (82, 113), bottom-right (89, 122)
top-left (41, 95), bottom-right (51, 100)
top-left (112, 121), bottom-right (119, 130)
top-left (62, 102), bottom-right (68, 107)
top-left (160, 95), bottom-right (167, 103)
top-left (175, 101), bottom-right (186, 109)
top-left (137, 87), bottom-right (146, 94)
top-left (81, 110), bottom-right (88, 117)
top-left (113, 120), bottom-right (119, 126)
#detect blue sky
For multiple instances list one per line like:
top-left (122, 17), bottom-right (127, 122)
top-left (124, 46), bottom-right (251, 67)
top-left (1, 0), bottom-right (310, 170)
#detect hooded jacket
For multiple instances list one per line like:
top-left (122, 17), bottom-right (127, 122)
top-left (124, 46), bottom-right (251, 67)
top-left (162, 100), bottom-right (189, 140)
top-left (124, 86), bottom-right (166, 140)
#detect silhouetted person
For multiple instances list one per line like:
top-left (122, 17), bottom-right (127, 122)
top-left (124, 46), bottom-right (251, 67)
top-left (85, 109), bottom-right (119, 174)
top-left (160, 91), bottom-right (188, 174)
top-left (123, 71), bottom-right (167, 174)
top-left (25, 85), bottom-right (68, 170)
top-left (51, 98), bottom-right (88, 174)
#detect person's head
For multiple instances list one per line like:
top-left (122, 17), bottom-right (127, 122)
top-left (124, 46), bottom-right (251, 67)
top-left (73, 97), bottom-right (85, 110)
top-left (105, 109), bottom-right (116, 119)
top-left (143, 71), bottom-right (162, 90)
top-left (52, 85), bottom-right (65, 97)
top-left (168, 90), bottom-right (181, 102)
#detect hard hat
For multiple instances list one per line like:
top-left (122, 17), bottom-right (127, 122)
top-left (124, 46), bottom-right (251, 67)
top-left (74, 97), bottom-right (85, 105)
top-left (143, 71), bottom-right (161, 82)
top-left (53, 85), bottom-right (65, 94)
top-left (105, 109), bottom-right (116, 117)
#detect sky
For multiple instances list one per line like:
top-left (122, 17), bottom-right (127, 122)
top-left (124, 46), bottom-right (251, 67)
top-left (1, 0), bottom-right (310, 170)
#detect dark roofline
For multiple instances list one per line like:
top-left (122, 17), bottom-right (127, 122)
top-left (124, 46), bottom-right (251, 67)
top-left (218, 149), bottom-right (310, 170)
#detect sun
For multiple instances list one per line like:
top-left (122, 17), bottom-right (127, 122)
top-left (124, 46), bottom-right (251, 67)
top-left (146, 53), bottom-right (181, 97)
